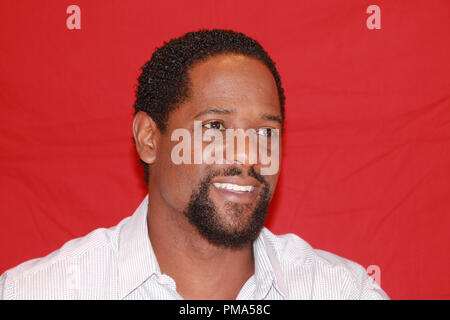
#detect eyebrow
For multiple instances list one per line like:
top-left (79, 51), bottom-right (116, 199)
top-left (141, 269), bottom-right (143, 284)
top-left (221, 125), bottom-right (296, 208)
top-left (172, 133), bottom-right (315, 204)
top-left (261, 113), bottom-right (282, 125)
top-left (194, 108), bottom-right (233, 119)
top-left (193, 107), bottom-right (282, 125)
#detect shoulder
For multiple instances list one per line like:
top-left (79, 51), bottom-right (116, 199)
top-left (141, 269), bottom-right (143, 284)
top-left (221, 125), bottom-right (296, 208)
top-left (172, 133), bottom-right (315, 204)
top-left (5, 223), bottom-right (122, 278)
top-left (262, 229), bottom-right (389, 300)
top-left (0, 218), bottom-right (128, 299)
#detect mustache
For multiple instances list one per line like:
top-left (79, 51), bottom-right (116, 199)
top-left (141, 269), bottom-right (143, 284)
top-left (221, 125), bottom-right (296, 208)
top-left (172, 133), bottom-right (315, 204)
top-left (207, 166), bottom-right (268, 185)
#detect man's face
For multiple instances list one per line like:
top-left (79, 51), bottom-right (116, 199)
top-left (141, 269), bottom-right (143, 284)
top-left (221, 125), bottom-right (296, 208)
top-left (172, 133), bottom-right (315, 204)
top-left (151, 54), bottom-right (282, 248)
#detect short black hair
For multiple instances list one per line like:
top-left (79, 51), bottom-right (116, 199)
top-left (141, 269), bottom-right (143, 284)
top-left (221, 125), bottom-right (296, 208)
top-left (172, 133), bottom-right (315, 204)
top-left (134, 29), bottom-right (286, 182)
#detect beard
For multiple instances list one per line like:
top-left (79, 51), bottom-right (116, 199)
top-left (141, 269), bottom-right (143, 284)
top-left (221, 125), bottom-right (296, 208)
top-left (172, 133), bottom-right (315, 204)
top-left (183, 166), bottom-right (271, 249)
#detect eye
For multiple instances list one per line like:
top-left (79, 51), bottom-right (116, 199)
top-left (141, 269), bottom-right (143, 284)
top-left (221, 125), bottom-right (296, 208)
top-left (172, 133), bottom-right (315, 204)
top-left (257, 128), bottom-right (277, 137)
top-left (203, 121), bottom-right (226, 131)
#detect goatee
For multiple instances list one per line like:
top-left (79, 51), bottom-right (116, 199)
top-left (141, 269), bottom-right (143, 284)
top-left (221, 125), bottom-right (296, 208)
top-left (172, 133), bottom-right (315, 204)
top-left (183, 166), bottom-right (271, 249)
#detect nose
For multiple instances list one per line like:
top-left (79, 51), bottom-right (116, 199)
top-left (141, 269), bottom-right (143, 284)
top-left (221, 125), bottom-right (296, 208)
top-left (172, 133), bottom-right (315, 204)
top-left (224, 129), bottom-right (258, 166)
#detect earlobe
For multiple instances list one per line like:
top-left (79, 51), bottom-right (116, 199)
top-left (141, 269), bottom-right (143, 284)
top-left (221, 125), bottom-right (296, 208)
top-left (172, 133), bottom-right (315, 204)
top-left (132, 111), bottom-right (159, 165)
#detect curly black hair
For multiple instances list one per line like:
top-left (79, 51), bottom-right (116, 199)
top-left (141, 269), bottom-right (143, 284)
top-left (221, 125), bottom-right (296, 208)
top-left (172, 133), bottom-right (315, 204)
top-left (134, 29), bottom-right (285, 182)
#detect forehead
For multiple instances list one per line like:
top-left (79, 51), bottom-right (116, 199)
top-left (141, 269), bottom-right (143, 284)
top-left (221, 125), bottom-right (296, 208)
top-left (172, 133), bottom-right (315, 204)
top-left (185, 54), bottom-right (280, 114)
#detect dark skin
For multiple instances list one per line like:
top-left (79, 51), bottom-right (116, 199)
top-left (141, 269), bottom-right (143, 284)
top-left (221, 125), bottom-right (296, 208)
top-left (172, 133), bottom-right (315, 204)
top-left (132, 53), bottom-right (282, 299)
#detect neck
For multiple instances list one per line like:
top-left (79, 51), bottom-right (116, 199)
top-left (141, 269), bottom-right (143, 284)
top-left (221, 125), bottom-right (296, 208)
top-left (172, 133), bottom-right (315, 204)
top-left (146, 188), bottom-right (255, 300)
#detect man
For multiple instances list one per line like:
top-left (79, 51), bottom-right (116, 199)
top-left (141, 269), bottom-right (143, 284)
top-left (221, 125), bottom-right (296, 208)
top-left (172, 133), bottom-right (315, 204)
top-left (0, 29), bottom-right (388, 299)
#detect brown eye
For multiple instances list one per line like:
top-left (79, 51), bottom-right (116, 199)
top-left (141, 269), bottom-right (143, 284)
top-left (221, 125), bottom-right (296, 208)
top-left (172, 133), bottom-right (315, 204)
top-left (257, 128), bottom-right (275, 137)
top-left (204, 121), bottom-right (226, 131)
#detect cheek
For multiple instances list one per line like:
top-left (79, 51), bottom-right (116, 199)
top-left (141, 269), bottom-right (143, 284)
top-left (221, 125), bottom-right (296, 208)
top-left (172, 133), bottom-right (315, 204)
top-left (264, 173), bottom-right (280, 197)
top-left (156, 152), bottom-right (193, 211)
top-left (154, 138), bottom-right (208, 211)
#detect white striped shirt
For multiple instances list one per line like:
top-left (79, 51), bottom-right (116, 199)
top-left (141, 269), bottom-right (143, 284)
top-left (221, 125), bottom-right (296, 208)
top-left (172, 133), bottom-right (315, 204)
top-left (0, 195), bottom-right (389, 300)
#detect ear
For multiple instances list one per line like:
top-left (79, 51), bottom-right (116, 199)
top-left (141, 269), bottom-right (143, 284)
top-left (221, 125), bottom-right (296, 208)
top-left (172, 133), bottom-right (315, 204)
top-left (132, 111), bottom-right (160, 165)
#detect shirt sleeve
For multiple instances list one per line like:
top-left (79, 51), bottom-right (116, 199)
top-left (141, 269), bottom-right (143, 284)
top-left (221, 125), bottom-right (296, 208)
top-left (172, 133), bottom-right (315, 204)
top-left (0, 273), bottom-right (6, 300)
top-left (0, 272), bottom-right (14, 300)
top-left (342, 262), bottom-right (390, 300)
top-left (358, 273), bottom-right (390, 300)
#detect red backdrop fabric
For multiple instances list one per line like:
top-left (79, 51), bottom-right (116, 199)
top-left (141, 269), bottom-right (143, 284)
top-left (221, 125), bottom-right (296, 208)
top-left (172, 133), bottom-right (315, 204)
top-left (1, 0), bottom-right (449, 299)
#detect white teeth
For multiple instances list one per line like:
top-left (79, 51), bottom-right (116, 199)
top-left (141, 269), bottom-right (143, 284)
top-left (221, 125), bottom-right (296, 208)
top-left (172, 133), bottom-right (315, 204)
top-left (213, 183), bottom-right (254, 192)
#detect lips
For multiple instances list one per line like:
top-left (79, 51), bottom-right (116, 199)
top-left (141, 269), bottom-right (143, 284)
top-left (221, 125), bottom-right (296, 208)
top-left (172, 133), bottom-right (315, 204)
top-left (210, 176), bottom-right (260, 203)
top-left (213, 182), bottom-right (254, 192)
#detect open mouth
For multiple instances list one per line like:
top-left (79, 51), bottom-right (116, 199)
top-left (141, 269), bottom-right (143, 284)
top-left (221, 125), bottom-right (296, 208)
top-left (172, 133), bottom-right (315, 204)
top-left (212, 182), bottom-right (255, 193)
top-left (209, 175), bottom-right (261, 203)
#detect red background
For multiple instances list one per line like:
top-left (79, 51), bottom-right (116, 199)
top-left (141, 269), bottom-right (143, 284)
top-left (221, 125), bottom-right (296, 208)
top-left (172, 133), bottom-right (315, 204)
top-left (1, 0), bottom-right (449, 299)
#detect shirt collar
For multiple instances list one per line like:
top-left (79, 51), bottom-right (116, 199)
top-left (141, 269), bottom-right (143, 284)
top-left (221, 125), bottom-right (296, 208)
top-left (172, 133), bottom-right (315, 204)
top-left (253, 228), bottom-right (288, 299)
top-left (117, 195), bottom-right (288, 299)
top-left (118, 195), bottom-right (160, 298)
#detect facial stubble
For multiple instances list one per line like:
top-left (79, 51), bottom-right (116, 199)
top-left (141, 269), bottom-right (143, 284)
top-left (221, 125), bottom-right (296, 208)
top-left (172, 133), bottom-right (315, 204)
top-left (183, 167), bottom-right (271, 249)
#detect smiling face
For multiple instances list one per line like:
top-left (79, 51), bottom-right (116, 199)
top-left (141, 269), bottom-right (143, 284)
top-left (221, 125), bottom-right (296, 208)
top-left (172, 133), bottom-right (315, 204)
top-left (148, 53), bottom-right (282, 248)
